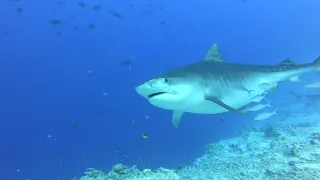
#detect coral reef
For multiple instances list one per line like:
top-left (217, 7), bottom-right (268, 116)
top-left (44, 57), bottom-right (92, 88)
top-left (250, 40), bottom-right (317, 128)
top-left (78, 108), bottom-right (320, 180)
top-left (178, 125), bottom-right (320, 180)
top-left (80, 163), bottom-right (179, 180)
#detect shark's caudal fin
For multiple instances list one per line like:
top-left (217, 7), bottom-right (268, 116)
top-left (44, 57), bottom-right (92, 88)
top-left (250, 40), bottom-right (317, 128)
top-left (203, 44), bottom-right (224, 63)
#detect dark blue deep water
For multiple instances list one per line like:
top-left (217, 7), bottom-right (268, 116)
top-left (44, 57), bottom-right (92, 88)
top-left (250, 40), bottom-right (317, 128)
top-left (1, 0), bottom-right (319, 179)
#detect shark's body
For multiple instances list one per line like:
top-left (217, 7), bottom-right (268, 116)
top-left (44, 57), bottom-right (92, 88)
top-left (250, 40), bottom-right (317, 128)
top-left (135, 44), bottom-right (320, 127)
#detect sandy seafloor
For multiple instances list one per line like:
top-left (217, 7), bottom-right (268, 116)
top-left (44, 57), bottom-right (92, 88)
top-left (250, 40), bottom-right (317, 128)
top-left (76, 100), bottom-right (320, 180)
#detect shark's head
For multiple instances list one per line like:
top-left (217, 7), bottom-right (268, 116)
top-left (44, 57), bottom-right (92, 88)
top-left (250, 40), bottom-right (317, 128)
top-left (135, 69), bottom-right (205, 110)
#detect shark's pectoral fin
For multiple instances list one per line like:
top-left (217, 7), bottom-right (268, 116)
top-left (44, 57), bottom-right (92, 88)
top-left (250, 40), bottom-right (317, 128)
top-left (205, 96), bottom-right (245, 115)
top-left (172, 110), bottom-right (184, 128)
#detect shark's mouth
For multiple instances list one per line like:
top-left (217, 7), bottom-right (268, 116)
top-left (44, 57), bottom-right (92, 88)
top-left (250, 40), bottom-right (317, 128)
top-left (148, 92), bottom-right (167, 98)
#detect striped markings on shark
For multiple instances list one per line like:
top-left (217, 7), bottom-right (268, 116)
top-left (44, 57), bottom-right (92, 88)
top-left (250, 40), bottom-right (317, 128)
top-left (135, 44), bottom-right (320, 128)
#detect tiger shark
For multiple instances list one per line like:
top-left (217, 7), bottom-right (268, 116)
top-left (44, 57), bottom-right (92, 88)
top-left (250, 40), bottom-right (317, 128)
top-left (135, 44), bottom-right (320, 128)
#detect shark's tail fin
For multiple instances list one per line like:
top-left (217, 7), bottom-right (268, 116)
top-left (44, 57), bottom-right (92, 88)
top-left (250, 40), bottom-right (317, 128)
top-left (313, 56), bottom-right (320, 71)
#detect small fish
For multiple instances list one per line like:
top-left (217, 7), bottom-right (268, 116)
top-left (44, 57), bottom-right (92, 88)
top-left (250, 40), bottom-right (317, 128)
top-left (305, 81), bottom-right (320, 88)
top-left (122, 60), bottom-right (132, 70)
top-left (49, 19), bottom-right (62, 25)
top-left (231, 84), bottom-right (254, 96)
top-left (241, 125), bottom-right (246, 131)
top-left (122, 60), bottom-right (131, 65)
top-left (254, 109), bottom-right (277, 121)
top-left (16, 8), bottom-right (23, 14)
top-left (109, 10), bottom-right (124, 19)
top-left (92, 4), bottom-right (101, 10)
top-left (142, 133), bottom-right (148, 139)
top-left (267, 86), bottom-right (278, 92)
top-left (78, 2), bottom-right (86, 7)
top-left (251, 94), bottom-right (267, 103)
top-left (88, 23), bottom-right (96, 30)
top-left (143, 9), bottom-right (152, 16)
top-left (72, 123), bottom-right (79, 129)
top-left (258, 82), bottom-right (277, 90)
top-left (242, 101), bottom-right (272, 112)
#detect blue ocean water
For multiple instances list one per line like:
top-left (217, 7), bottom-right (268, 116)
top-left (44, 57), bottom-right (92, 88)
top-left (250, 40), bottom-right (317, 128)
top-left (1, 0), bottom-right (319, 179)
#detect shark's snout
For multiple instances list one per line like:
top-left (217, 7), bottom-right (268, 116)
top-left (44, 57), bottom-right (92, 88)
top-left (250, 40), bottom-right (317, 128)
top-left (135, 81), bottom-right (174, 100)
top-left (135, 83), bottom-right (161, 98)
top-left (135, 83), bottom-right (152, 99)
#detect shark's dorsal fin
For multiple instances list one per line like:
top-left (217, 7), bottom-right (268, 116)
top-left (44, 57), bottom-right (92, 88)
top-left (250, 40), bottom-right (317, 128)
top-left (203, 44), bottom-right (224, 63)
top-left (280, 58), bottom-right (295, 66)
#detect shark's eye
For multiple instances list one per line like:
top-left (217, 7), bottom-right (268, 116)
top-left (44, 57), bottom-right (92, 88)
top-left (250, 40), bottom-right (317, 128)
top-left (164, 78), bottom-right (168, 83)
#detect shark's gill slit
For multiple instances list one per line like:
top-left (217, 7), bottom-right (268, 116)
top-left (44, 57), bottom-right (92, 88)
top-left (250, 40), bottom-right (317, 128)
top-left (148, 92), bottom-right (167, 98)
